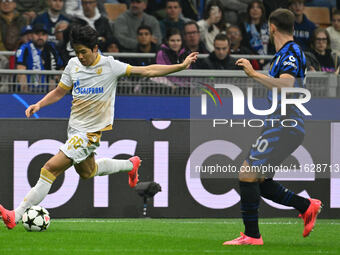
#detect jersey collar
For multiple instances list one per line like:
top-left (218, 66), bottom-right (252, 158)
top-left (276, 40), bottom-right (294, 54)
top-left (91, 54), bottom-right (101, 66)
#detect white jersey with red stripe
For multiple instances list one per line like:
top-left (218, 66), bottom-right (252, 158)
top-left (58, 54), bottom-right (131, 132)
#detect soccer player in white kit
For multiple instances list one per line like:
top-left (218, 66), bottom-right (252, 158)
top-left (0, 25), bottom-right (198, 229)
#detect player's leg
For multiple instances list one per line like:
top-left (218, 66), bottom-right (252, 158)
top-left (259, 178), bottom-right (311, 214)
top-left (257, 128), bottom-right (309, 211)
top-left (74, 152), bottom-right (141, 187)
top-left (239, 161), bottom-right (261, 238)
top-left (259, 177), bottom-right (322, 237)
top-left (95, 155), bottom-right (141, 187)
top-left (257, 129), bottom-right (322, 237)
top-left (223, 160), bottom-right (263, 245)
top-left (224, 127), bottom-right (288, 245)
top-left (0, 151), bottom-right (72, 229)
top-left (62, 128), bottom-right (141, 187)
top-left (239, 161), bottom-right (262, 238)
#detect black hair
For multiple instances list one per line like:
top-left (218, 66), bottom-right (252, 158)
top-left (184, 21), bottom-right (199, 32)
top-left (288, 0), bottom-right (305, 7)
top-left (70, 24), bottom-right (98, 50)
top-left (246, 0), bottom-right (266, 25)
top-left (227, 24), bottom-right (241, 33)
top-left (214, 33), bottom-right (230, 45)
top-left (137, 24), bottom-right (153, 35)
top-left (203, 0), bottom-right (226, 31)
top-left (166, 0), bottom-right (181, 8)
top-left (165, 27), bottom-right (182, 42)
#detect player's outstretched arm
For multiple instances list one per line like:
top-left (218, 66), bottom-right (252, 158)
top-left (129, 52), bottom-right (198, 77)
top-left (235, 58), bottom-right (295, 89)
top-left (25, 86), bottom-right (68, 118)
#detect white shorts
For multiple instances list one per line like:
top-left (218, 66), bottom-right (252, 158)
top-left (60, 126), bottom-right (102, 164)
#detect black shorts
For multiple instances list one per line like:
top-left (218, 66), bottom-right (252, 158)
top-left (246, 126), bottom-right (304, 178)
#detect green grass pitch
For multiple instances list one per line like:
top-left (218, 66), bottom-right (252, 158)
top-left (0, 218), bottom-right (339, 255)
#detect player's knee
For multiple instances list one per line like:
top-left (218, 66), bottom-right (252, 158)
top-left (77, 166), bottom-right (97, 179)
top-left (238, 176), bottom-right (258, 182)
top-left (42, 162), bottom-right (52, 171)
top-left (42, 163), bottom-right (59, 177)
top-left (238, 172), bottom-right (258, 182)
top-left (77, 170), bottom-right (92, 179)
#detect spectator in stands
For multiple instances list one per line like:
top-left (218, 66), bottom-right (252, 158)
top-left (115, 0), bottom-right (162, 52)
top-left (55, 20), bottom-right (70, 66)
top-left (183, 21), bottom-right (208, 54)
top-left (308, 28), bottom-right (340, 73)
top-left (197, 33), bottom-right (240, 70)
top-left (156, 28), bottom-right (189, 65)
top-left (14, 25), bottom-right (33, 69)
top-left (54, 20), bottom-right (69, 44)
top-left (159, 0), bottom-right (188, 38)
top-left (240, 0), bottom-right (272, 55)
top-left (288, 0), bottom-right (317, 51)
top-left (197, 0), bottom-right (227, 52)
top-left (129, 25), bottom-right (157, 66)
top-left (0, 54), bottom-right (9, 91)
top-left (64, 0), bottom-right (106, 16)
top-left (0, 0), bottom-right (27, 51)
top-left (155, 27), bottom-right (190, 86)
top-left (145, 0), bottom-right (166, 20)
top-left (32, 0), bottom-right (69, 43)
top-left (106, 39), bottom-right (120, 53)
top-left (148, 0), bottom-right (203, 21)
top-left (64, 0), bottom-right (82, 16)
top-left (19, 25), bottom-right (33, 44)
top-left (227, 25), bottom-right (252, 54)
top-left (227, 25), bottom-right (261, 70)
top-left (327, 9), bottom-right (340, 55)
top-left (221, 0), bottom-right (252, 25)
top-left (72, 0), bottom-right (113, 51)
top-left (16, 23), bottom-right (63, 92)
top-left (15, 0), bottom-right (47, 23)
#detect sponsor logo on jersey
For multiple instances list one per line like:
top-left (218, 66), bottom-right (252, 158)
top-left (283, 60), bottom-right (297, 69)
top-left (73, 80), bottom-right (104, 94)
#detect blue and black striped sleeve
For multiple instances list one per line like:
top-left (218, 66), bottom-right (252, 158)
top-left (278, 51), bottom-right (301, 77)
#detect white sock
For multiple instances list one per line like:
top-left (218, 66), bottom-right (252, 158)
top-left (14, 168), bottom-right (55, 223)
top-left (95, 158), bottom-right (133, 176)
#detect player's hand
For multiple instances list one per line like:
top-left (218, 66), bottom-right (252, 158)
top-left (25, 104), bottom-right (40, 118)
top-left (182, 52), bottom-right (198, 69)
top-left (235, 58), bottom-right (256, 77)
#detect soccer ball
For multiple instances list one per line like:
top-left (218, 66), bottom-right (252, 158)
top-left (22, 206), bottom-right (51, 232)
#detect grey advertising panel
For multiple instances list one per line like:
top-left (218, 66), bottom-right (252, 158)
top-left (0, 119), bottom-right (339, 218)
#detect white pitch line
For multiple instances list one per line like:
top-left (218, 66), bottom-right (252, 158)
top-left (53, 219), bottom-right (340, 225)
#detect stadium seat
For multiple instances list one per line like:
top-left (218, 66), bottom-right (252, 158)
top-left (304, 7), bottom-right (331, 28)
top-left (104, 3), bottom-right (127, 21)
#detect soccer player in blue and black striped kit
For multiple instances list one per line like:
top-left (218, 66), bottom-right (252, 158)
top-left (223, 9), bottom-right (322, 245)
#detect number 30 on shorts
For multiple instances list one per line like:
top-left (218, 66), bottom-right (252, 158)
top-left (67, 136), bottom-right (84, 150)
top-left (252, 136), bottom-right (269, 153)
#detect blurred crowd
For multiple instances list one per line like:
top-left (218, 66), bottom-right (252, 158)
top-left (0, 0), bottom-right (340, 92)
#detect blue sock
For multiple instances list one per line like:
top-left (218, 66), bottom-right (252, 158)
top-left (239, 181), bottom-right (261, 238)
top-left (260, 178), bottom-right (310, 214)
